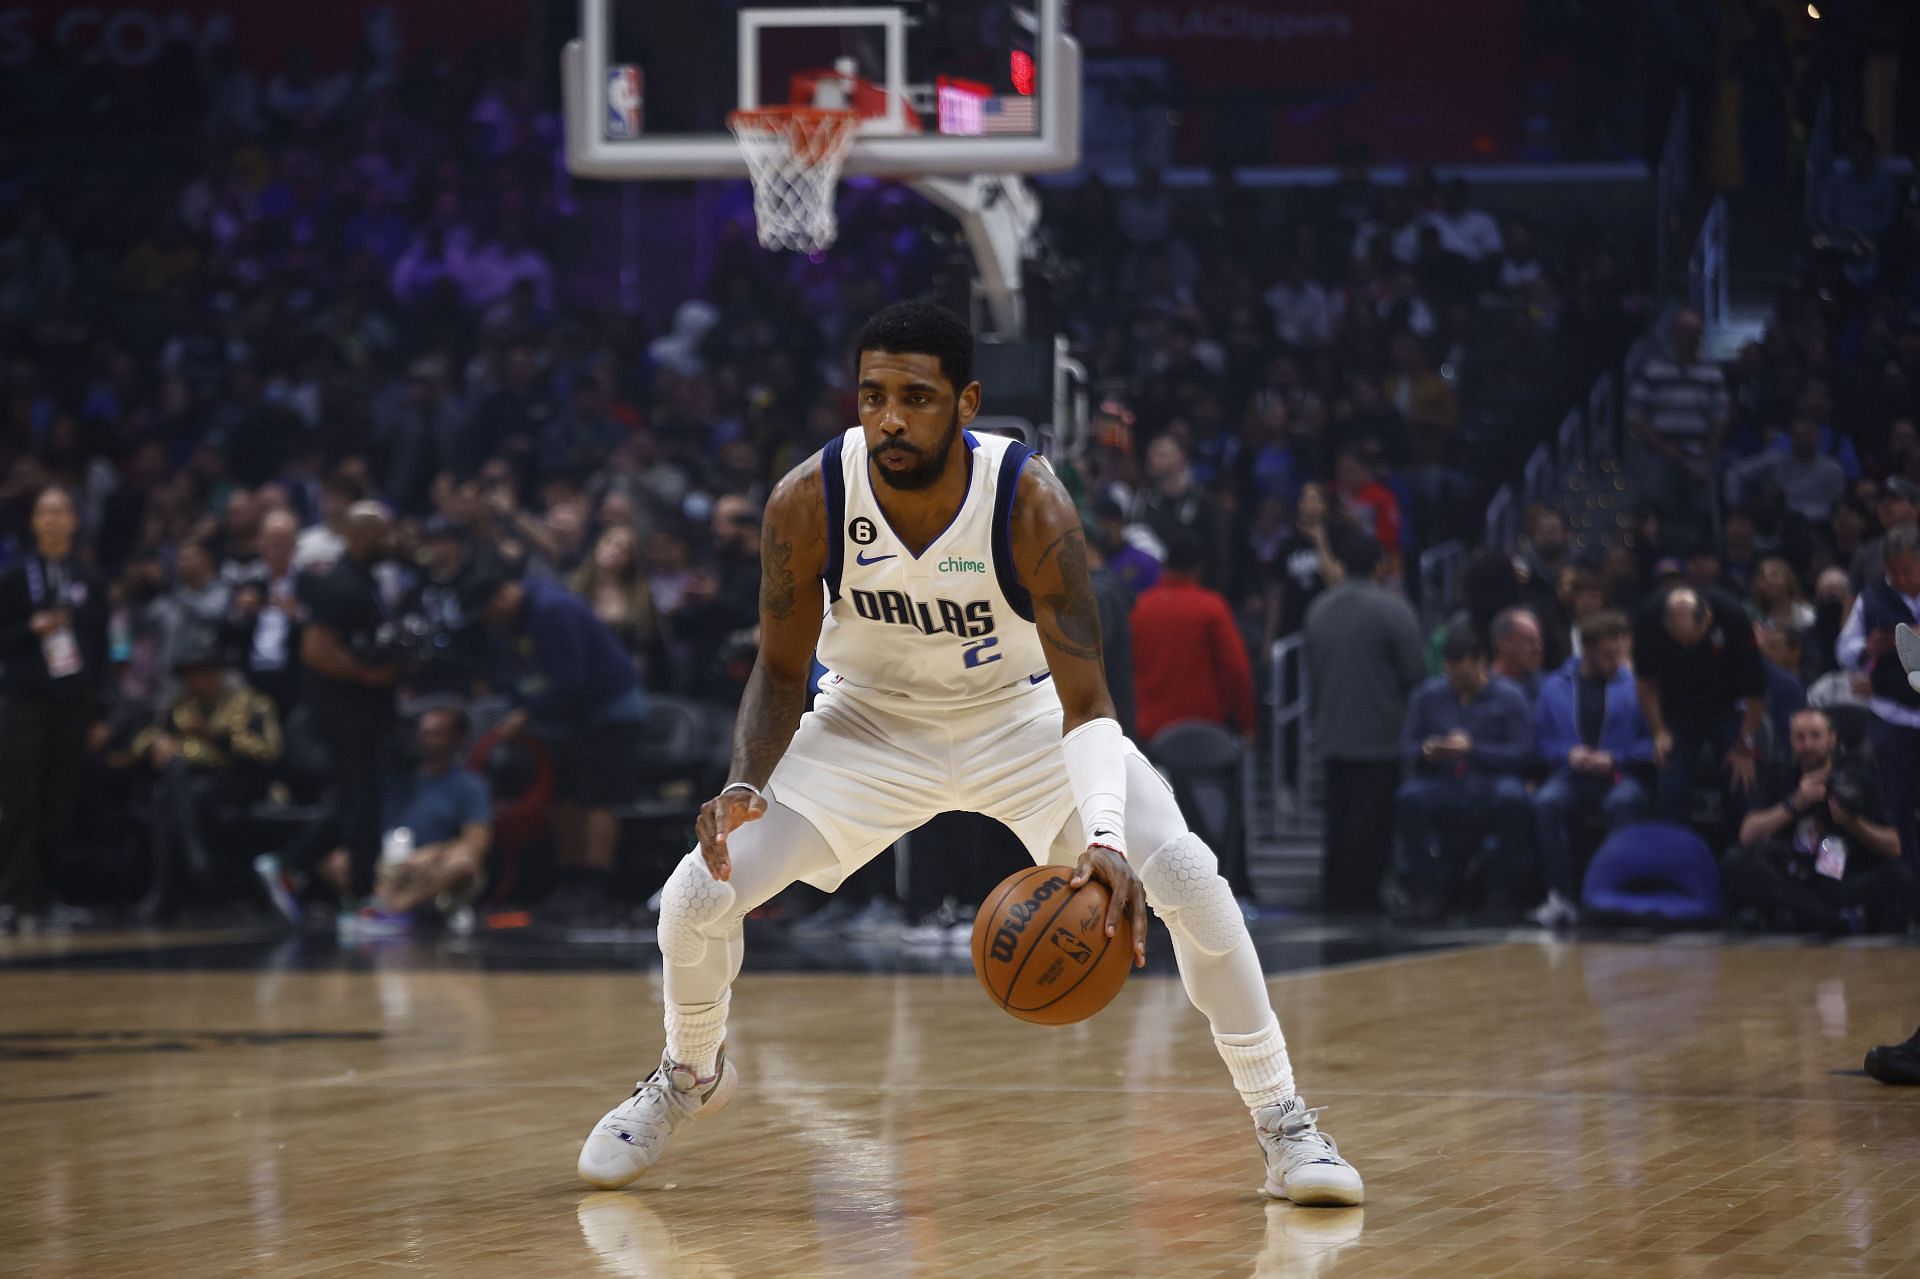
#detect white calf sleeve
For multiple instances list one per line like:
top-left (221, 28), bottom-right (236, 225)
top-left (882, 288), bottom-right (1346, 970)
top-left (1119, 759), bottom-right (1294, 1113)
top-left (665, 994), bottom-right (729, 1078)
top-left (656, 851), bottom-right (738, 967)
top-left (1138, 833), bottom-right (1244, 956)
top-left (658, 800), bottom-right (842, 1076)
top-left (1214, 1016), bottom-right (1296, 1112)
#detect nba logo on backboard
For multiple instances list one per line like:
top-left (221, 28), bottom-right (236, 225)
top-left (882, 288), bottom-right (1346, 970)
top-left (606, 66), bottom-right (642, 140)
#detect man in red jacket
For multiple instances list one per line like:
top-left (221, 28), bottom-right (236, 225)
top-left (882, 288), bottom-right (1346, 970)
top-left (1130, 529), bottom-right (1256, 744)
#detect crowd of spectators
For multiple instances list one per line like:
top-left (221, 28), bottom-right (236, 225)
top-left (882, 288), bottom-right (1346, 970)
top-left (16, 14), bottom-right (1897, 943)
top-left (0, 24), bottom-right (729, 935)
top-left (1295, 127), bottom-right (1920, 935)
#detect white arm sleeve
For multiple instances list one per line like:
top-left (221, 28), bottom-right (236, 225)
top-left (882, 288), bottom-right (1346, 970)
top-left (1062, 717), bottom-right (1128, 858)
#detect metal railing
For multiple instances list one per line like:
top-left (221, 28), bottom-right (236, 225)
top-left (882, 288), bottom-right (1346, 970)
top-left (1689, 195), bottom-right (1729, 335)
top-left (1522, 443), bottom-right (1555, 509)
top-left (1484, 483), bottom-right (1516, 552)
top-left (1418, 540), bottom-right (1464, 629)
top-left (1474, 358), bottom-right (1627, 566)
top-left (1266, 635), bottom-right (1314, 829)
top-left (1555, 407), bottom-right (1584, 473)
top-left (1587, 372), bottom-right (1617, 463)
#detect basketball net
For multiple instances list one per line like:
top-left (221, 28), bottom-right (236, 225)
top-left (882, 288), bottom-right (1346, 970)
top-left (728, 106), bottom-right (860, 253)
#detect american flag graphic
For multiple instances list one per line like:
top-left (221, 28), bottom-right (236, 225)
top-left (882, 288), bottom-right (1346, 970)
top-left (981, 94), bottom-right (1036, 136)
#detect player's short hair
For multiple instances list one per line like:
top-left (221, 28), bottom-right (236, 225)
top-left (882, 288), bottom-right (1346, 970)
top-left (855, 301), bottom-right (974, 392)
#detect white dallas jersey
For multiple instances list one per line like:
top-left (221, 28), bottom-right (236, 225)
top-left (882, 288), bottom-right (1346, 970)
top-left (816, 427), bottom-right (1053, 709)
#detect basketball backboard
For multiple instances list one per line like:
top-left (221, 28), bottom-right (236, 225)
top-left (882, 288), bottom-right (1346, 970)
top-left (563, 0), bottom-right (1079, 180)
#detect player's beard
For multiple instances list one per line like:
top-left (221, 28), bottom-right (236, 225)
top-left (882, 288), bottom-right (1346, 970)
top-left (873, 411), bottom-right (961, 492)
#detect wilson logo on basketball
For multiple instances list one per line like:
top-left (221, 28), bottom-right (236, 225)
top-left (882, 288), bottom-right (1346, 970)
top-left (938, 556), bottom-right (986, 574)
top-left (988, 874), bottom-right (1069, 964)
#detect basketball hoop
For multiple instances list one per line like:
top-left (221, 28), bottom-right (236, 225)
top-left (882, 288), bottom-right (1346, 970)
top-left (728, 106), bottom-right (861, 253)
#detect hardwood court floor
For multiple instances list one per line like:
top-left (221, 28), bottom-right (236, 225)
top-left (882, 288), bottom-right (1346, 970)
top-left (2, 938), bottom-right (1917, 1278)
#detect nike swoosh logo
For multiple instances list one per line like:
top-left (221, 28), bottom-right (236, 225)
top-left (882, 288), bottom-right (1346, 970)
top-left (1029, 672), bottom-right (1052, 684)
top-left (855, 551), bottom-right (897, 566)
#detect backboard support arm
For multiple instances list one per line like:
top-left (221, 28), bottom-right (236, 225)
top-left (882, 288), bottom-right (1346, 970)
top-left (908, 175), bottom-right (1039, 339)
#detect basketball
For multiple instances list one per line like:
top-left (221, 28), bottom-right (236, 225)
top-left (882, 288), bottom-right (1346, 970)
top-left (970, 865), bottom-right (1133, 1025)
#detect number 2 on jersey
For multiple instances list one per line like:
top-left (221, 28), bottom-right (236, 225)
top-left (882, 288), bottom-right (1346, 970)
top-left (962, 636), bottom-right (1002, 668)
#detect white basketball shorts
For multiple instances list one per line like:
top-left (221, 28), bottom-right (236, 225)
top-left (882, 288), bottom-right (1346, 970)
top-left (764, 678), bottom-right (1151, 889)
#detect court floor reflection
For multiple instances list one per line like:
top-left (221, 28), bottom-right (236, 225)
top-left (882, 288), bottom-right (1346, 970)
top-left (1, 940), bottom-right (1915, 1277)
top-left (575, 1192), bottom-right (1366, 1279)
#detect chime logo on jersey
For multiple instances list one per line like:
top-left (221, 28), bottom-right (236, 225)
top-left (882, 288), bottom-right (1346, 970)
top-left (938, 556), bottom-right (986, 574)
top-left (848, 588), bottom-right (996, 639)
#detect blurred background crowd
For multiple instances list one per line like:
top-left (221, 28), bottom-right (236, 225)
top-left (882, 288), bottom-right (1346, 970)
top-left (2, 1), bottom-right (1918, 943)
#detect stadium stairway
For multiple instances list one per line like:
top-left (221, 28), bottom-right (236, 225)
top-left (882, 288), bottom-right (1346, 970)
top-left (1248, 745), bottom-right (1325, 911)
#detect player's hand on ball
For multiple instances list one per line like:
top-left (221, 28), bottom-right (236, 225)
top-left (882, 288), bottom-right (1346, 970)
top-left (1070, 845), bottom-right (1147, 968)
top-left (696, 786), bottom-right (766, 882)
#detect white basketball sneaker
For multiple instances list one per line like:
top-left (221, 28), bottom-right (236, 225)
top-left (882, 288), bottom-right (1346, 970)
top-left (1254, 1098), bottom-right (1365, 1206)
top-left (577, 1047), bottom-right (739, 1189)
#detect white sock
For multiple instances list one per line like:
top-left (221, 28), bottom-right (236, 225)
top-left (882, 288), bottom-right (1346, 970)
top-left (665, 995), bottom-right (728, 1078)
top-left (1214, 1016), bottom-right (1296, 1113)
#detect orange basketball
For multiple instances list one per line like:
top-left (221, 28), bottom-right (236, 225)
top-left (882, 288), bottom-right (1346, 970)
top-left (970, 865), bottom-right (1133, 1025)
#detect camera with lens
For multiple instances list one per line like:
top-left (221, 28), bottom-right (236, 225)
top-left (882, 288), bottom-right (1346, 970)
top-left (361, 614), bottom-right (439, 673)
top-left (1827, 770), bottom-right (1869, 819)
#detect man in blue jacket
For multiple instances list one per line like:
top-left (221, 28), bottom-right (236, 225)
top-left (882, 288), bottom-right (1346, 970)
top-left (1393, 626), bottom-right (1534, 919)
top-left (483, 571), bottom-right (647, 922)
top-left (1531, 611), bottom-right (1653, 927)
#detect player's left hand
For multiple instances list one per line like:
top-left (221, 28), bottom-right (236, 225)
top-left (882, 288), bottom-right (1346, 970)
top-left (1070, 845), bottom-right (1148, 968)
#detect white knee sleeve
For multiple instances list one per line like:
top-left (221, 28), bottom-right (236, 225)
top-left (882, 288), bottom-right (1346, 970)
top-left (657, 851), bottom-right (738, 967)
top-left (1138, 833), bottom-right (1245, 957)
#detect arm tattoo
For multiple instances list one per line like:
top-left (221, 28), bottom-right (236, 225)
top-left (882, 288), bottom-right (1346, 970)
top-left (1036, 529), bottom-right (1104, 662)
top-left (760, 465), bottom-right (826, 623)
top-left (733, 459), bottom-right (826, 785)
top-left (760, 526), bottom-right (797, 620)
top-left (729, 660), bottom-right (808, 788)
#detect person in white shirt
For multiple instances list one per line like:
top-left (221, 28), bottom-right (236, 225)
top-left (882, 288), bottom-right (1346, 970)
top-left (1263, 259), bottom-right (1333, 349)
top-left (454, 218), bottom-right (554, 311)
top-left (228, 510), bottom-right (303, 710)
top-left (1426, 178), bottom-right (1504, 264)
top-left (292, 474), bottom-right (358, 574)
top-left (1350, 191), bottom-right (1421, 265)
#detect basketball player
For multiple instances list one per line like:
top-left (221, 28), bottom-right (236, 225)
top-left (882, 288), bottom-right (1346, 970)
top-left (577, 303), bottom-right (1364, 1204)
top-left (1864, 623), bottom-right (1920, 1086)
